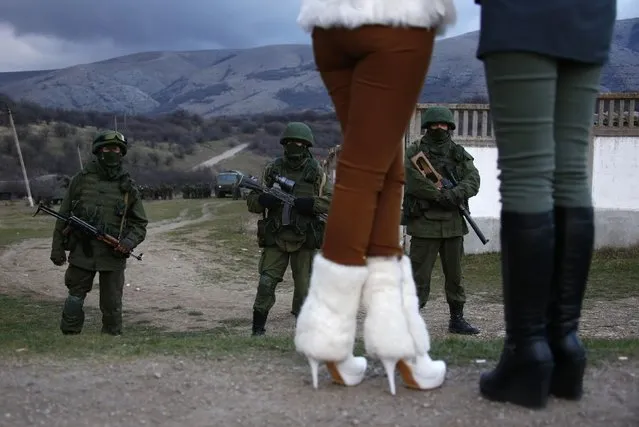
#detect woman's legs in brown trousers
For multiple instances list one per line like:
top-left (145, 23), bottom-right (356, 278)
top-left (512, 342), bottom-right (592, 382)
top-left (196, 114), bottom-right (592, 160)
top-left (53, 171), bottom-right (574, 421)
top-left (295, 25), bottom-right (446, 393)
top-left (313, 25), bottom-right (436, 265)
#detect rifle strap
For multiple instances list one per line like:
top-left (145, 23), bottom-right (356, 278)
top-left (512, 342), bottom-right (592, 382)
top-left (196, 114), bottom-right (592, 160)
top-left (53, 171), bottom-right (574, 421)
top-left (118, 192), bottom-right (129, 240)
top-left (318, 170), bottom-right (326, 197)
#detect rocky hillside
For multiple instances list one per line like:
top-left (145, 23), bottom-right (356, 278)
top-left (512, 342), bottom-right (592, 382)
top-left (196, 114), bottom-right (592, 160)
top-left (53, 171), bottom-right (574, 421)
top-left (0, 18), bottom-right (637, 117)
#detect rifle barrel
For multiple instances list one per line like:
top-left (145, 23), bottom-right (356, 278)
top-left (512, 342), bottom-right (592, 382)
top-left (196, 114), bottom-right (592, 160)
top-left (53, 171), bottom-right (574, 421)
top-left (444, 168), bottom-right (490, 245)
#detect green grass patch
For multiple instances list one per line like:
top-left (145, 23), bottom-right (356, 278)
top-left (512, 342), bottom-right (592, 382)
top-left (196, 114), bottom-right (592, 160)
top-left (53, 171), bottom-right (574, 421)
top-left (0, 201), bottom-right (55, 247)
top-left (167, 200), bottom-right (257, 256)
top-left (427, 245), bottom-right (639, 303)
top-left (1, 294), bottom-right (637, 365)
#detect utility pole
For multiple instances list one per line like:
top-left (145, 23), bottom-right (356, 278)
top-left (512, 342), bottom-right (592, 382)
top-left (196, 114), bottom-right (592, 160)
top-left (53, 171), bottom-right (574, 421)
top-left (77, 144), bottom-right (84, 170)
top-left (114, 115), bottom-right (118, 131)
top-left (7, 107), bottom-right (34, 207)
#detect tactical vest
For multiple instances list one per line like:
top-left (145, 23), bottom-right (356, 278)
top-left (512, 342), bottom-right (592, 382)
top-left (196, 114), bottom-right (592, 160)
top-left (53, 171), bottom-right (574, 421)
top-left (261, 156), bottom-right (326, 250)
top-left (71, 163), bottom-right (135, 239)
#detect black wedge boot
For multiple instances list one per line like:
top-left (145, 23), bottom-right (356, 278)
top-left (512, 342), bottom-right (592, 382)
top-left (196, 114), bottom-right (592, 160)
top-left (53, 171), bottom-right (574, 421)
top-left (547, 206), bottom-right (594, 400)
top-left (479, 211), bottom-right (555, 409)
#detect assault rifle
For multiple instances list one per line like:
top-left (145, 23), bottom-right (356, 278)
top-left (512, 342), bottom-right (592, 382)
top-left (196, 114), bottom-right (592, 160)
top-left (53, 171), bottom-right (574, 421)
top-left (236, 174), bottom-right (328, 224)
top-left (409, 151), bottom-right (489, 245)
top-left (33, 204), bottom-right (143, 260)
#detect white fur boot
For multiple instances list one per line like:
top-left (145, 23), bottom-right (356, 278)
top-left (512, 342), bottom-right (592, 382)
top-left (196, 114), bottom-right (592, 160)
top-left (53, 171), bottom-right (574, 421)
top-left (294, 253), bottom-right (369, 389)
top-left (397, 255), bottom-right (447, 390)
top-left (362, 256), bottom-right (446, 395)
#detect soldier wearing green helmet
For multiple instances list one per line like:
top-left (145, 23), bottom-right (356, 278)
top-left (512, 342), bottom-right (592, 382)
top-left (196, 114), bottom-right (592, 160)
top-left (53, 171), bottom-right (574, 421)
top-left (50, 129), bottom-right (148, 336)
top-left (246, 122), bottom-right (332, 336)
top-left (403, 106), bottom-right (482, 335)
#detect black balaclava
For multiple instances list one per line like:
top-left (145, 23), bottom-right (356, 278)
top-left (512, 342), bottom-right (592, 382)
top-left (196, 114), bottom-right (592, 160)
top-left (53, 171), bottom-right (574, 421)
top-left (284, 142), bottom-right (310, 169)
top-left (97, 145), bottom-right (123, 179)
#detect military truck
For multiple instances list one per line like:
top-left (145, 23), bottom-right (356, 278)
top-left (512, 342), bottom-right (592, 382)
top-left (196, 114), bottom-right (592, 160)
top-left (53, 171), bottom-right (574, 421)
top-left (214, 170), bottom-right (243, 199)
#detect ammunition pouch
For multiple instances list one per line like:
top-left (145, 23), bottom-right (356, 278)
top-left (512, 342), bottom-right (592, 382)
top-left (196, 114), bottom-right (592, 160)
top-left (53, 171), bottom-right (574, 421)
top-left (256, 218), bottom-right (277, 248)
top-left (404, 197), bottom-right (428, 219)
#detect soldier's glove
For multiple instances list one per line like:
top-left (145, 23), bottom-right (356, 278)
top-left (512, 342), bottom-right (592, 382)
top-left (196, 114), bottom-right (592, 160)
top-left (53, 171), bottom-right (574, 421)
top-left (115, 237), bottom-right (135, 254)
top-left (438, 189), bottom-right (461, 210)
top-left (294, 197), bottom-right (315, 216)
top-left (50, 248), bottom-right (67, 266)
top-left (258, 193), bottom-right (280, 209)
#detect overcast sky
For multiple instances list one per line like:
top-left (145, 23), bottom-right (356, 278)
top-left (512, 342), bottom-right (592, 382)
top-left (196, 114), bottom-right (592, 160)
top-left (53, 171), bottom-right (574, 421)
top-left (0, 0), bottom-right (637, 72)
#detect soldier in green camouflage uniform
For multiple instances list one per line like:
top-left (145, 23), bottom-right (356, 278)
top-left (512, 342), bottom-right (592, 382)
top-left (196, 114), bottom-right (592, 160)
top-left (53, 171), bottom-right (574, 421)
top-left (246, 122), bottom-right (332, 336)
top-left (403, 106), bottom-right (481, 335)
top-left (50, 130), bottom-right (148, 336)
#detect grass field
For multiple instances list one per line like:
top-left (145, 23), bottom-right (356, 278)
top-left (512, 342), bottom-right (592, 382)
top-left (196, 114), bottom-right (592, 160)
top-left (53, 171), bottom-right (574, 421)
top-left (1, 198), bottom-right (637, 365)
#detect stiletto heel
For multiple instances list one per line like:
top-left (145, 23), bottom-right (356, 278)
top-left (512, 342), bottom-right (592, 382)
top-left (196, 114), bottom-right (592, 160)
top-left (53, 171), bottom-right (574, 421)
top-left (294, 254), bottom-right (370, 390)
top-left (308, 357), bottom-right (320, 389)
top-left (381, 359), bottom-right (398, 395)
top-left (363, 257), bottom-right (447, 395)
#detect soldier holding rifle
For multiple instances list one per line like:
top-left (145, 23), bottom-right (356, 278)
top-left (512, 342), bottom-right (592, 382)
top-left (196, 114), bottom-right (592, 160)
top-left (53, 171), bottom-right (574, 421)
top-left (403, 106), bottom-right (481, 335)
top-left (245, 122), bottom-right (331, 336)
top-left (48, 130), bottom-right (148, 336)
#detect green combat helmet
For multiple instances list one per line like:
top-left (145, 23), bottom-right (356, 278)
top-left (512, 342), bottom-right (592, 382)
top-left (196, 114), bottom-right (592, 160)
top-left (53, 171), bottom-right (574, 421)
top-left (421, 106), bottom-right (456, 130)
top-left (280, 122), bottom-right (314, 147)
top-left (92, 130), bottom-right (128, 156)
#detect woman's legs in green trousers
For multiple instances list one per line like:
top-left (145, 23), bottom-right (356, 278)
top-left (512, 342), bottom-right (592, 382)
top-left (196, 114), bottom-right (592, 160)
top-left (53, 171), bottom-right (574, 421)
top-left (479, 52), bottom-right (602, 409)
top-left (483, 52), bottom-right (602, 212)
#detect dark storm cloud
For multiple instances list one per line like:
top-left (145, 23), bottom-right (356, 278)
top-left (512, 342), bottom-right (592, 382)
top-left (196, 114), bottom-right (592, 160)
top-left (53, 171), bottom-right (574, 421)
top-left (0, 0), bottom-right (306, 51)
top-left (0, 0), bottom-right (486, 52)
top-left (0, 0), bottom-right (635, 71)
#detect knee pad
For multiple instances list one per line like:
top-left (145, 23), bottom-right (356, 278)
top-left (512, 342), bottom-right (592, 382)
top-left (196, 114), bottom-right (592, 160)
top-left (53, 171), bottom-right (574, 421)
top-left (63, 295), bottom-right (85, 316)
top-left (257, 275), bottom-right (277, 297)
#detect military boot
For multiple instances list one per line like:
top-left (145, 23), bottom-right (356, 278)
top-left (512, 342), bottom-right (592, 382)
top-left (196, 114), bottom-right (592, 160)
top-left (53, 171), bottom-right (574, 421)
top-left (60, 295), bottom-right (85, 335)
top-left (547, 206), bottom-right (594, 400)
top-left (479, 211), bottom-right (555, 409)
top-left (252, 310), bottom-right (268, 336)
top-left (448, 302), bottom-right (480, 335)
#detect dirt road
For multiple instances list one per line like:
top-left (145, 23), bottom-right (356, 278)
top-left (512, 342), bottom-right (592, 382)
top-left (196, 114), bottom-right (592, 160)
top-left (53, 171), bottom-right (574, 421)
top-left (0, 201), bottom-right (637, 426)
top-left (1, 356), bottom-right (637, 427)
top-left (191, 143), bottom-right (249, 171)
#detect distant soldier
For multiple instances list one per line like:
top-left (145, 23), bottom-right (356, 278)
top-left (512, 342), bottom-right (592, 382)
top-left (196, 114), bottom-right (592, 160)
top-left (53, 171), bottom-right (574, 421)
top-left (404, 106), bottom-right (481, 335)
top-left (246, 122), bottom-right (332, 336)
top-left (50, 130), bottom-right (148, 336)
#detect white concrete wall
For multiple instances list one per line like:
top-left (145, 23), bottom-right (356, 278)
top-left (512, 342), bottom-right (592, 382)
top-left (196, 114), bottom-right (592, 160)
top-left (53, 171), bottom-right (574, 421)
top-left (403, 136), bottom-right (639, 254)
top-left (592, 137), bottom-right (639, 210)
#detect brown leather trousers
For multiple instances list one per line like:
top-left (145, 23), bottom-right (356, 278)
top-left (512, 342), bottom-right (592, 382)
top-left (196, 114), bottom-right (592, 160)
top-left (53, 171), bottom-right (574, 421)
top-left (312, 25), bottom-right (436, 265)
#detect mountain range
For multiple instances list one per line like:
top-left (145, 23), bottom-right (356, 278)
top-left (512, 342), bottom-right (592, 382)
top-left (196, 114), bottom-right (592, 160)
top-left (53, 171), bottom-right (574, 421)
top-left (0, 18), bottom-right (637, 118)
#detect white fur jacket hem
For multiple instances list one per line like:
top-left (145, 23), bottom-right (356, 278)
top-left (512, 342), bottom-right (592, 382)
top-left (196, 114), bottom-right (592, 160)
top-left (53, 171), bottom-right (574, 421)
top-left (298, 0), bottom-right (457, 36)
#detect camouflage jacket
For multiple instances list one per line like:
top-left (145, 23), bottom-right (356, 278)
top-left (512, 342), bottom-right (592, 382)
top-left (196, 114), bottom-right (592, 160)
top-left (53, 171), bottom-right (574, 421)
top-left (404, 135), bottom-right (480, 238)
top-left (246, 156), bottom-right (331, 251)
top-left (51, 160), bottom-right (148, 271)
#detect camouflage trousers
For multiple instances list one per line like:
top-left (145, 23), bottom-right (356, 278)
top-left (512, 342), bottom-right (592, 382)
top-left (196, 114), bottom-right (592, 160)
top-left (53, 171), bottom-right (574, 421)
top-left (253, 247), bottom-right (315, 317)
top-left (60, 264), bottom-right (125, 335)
top-left (408, 236), bottom-right (467, 307)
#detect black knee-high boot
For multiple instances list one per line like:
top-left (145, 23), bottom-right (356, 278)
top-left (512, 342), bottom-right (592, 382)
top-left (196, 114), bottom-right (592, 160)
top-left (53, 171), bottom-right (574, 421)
top-left (547, 206), bottom-right (594, 399)
top-left (479, 211), bottom-right (555, 409)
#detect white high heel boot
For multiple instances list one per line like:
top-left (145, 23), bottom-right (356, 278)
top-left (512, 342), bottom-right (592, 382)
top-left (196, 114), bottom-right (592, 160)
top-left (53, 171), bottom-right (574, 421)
top-left (363, 256), bottom-right (446, 395)
top-left (294, 253), bottom-right (369, 389)
top-left (397, 255), bottom-right (446, 390)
